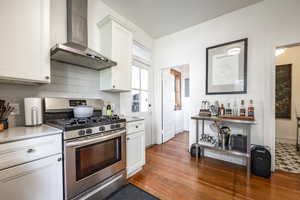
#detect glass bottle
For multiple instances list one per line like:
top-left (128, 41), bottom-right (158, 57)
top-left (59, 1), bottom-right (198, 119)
top-left (233, 100), bottom-right (238, 116)
top-left (248, 100), bottom-right (255, 117)
top-left (220, 104), bottom-right (225, 116)
top-left (226, 103), bottom-right (232, 116)
top-left (239, 100), bottom-right (246, 117)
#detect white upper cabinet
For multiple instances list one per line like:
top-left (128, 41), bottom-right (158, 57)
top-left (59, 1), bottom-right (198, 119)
top-left (98, 16), bottom-right (133, 92)
top-left (0, 0), bottom-right (50, 83)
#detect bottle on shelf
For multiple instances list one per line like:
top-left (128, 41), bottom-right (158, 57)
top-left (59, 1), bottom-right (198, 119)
top-left (248, 100), bottom-right (255, 118)
top-left (233, 100), bottom-right (238, 116)
top-left (226, 103), bottom-right (232, 116)
top-left (239, 100), bottom-right (246, 117)
top-left (220, 104), bottom-right (225, 116)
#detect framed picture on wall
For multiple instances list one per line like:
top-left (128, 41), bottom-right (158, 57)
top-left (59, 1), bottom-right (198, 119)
top-left (206, 38), bottom-right (248, 95)
top-left (276, 64), bottom-right (292, 119)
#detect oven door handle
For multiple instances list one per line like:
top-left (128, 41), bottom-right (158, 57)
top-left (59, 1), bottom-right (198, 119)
top-left (65, 130), bottom-right (125, 148)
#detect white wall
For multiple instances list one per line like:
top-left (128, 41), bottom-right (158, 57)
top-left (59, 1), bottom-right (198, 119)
top-left (182, 66), bottom-right (190, 131)
top-left (152, 0), bottom-right (300, 167)
top-left (276, 46), bottom-right (300, 144)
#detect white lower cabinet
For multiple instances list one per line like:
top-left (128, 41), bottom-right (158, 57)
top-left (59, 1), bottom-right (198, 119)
top-left (0, 154), bottom-right (63, 200)
top-left (126, 130), bottom-right (145, 177)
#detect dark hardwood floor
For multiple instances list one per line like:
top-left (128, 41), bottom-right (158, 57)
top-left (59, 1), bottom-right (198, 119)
top-left (129, 132), bottom-right (300, 200)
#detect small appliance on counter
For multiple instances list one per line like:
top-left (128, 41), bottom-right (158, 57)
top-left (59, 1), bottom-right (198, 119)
top-left (24, 97), bottom-right (42, 126)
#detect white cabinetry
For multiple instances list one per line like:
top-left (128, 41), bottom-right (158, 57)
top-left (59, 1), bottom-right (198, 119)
top-left (98, 16), bottom-right (133, 92)
top-left (0, 154), bottom-right (63, 200)
top-left (126, 120), bottom-right (145, 177)
top-left (0, 0), bottom-right (50, 83)
top-left (0, 135), bottom-right (63, 200)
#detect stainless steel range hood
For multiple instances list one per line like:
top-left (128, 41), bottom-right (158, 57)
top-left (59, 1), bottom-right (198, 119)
top-left (51, 0), bottom-right (116, 70)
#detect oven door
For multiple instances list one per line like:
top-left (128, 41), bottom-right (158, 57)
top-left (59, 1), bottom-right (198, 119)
top-left (64, 129), bottom-right (126, 200)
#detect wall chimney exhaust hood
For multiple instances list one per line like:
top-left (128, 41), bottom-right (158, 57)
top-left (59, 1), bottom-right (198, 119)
top-left (51, 0), bottom-right (117, 70)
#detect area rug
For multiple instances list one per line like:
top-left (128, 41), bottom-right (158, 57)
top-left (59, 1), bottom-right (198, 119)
top-left (276, 142), bottom-right (300, 173)
top-left (107, 184), bottom-right (159, 200)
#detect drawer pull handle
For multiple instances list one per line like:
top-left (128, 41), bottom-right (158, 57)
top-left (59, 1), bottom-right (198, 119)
top-left (27, 149), bottom-right (35, 153)
top-left (136, 125), bottom-right (139, 128)
top-left (57, 157), bottom-right (62, 162)
top-left (127, 137), bottom-right (130, 141)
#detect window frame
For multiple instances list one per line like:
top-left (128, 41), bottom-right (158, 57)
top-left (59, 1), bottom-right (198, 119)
top-left (131, 41), bottom-right (151, 113)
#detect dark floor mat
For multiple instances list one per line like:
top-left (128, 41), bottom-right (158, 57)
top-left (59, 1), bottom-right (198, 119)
top-left (106, 184), bottom-right (159, 200)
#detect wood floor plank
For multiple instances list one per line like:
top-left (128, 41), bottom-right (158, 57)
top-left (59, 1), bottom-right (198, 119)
top-left (129, 132), bottom-right (300, 200)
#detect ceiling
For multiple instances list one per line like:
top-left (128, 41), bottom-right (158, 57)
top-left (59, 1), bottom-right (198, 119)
top-left (101, 0), bottom-right (263, 38)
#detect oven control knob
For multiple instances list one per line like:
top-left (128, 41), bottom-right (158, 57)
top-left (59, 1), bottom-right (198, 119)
top-left (86, 129), bottom-right (92, 134)
top-left (110, 125), bottom-right (116, 129)
top-left (78, 130), bottom-right (86, 136)
top-left (115, 124), bottom-right (121, 128)
top-left (99, 126), bottom-right (105, 132)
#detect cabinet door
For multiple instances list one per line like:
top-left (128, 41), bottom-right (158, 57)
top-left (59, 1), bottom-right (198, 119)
top-left (111, 21), bottom-right (132, 91)
top-left (0, 154), bottom-right (63, 200)
top-left (127, 131), bottom-right (145, 176)
top-left (0, 0), bottom-right (50, 83)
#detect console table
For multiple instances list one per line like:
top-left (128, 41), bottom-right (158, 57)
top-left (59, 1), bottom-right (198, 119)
top-left (191, 115), bottom-right (256, 178)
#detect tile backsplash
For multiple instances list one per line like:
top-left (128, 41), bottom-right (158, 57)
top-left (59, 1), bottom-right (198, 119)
top-left (0, 61), bottom-right (120, 126)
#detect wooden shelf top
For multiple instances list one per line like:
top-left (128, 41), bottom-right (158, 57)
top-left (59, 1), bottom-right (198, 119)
top-left (191, 115), bottom-right (256, 125)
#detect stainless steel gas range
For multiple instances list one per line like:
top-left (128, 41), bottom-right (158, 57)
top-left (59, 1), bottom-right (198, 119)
top-left (44, 97), bottom-right (127, 200)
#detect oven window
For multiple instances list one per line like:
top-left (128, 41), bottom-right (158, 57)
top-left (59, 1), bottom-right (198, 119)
top-left (76, 137), bottom-right (121, 181)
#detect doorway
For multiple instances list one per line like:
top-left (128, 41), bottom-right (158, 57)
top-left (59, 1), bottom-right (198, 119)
top-left (275, 44), bottom-right (300, 173)
top-left (161, 65), bottom-right (190, 144)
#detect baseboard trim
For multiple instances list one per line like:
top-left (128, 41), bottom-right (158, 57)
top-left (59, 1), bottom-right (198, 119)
top-left (276, 137), bottom-right (297, 144)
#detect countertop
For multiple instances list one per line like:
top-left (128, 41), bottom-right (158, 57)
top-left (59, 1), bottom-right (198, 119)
top-left (0, 124), bottom-right (62, 144)
top-left (125, 116), bottom-right (144, 123)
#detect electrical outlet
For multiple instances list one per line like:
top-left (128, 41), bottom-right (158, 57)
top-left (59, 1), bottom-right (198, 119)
top-left (10, 103), bottom-right (20, 115)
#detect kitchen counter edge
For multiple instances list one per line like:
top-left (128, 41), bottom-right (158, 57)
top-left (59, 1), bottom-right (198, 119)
top-left (0, 124), bottom-right (62, 144)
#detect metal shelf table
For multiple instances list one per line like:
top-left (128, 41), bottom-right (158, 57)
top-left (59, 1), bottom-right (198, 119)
top-left (191, 115), bottom-right (256, 179)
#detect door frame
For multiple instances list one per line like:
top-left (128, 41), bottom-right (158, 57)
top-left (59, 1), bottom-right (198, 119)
top-left (160, 64), bottom-right (190, 144)
top-left (272, 42), bottom-right (300, 171)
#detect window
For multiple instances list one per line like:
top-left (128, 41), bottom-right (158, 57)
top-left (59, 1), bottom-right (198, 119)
top-left (131, 42), bottom-right (151, 113)
top-left (171, 69), bottom-right (182, 110)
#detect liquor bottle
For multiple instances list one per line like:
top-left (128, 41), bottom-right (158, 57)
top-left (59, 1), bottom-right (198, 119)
top-left (239, 100), bottom-right (246, 117)
top-left (226, 103), bottom-right (232, 116)
top-left (220, 104), bottom-right (225, 115)
top-left (233, 100), bottom-right (238, 116)
top-left (248, 100), bottom-right (255, 118)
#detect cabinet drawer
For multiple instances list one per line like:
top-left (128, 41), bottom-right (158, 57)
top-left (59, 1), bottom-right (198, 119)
top-left (127, 121), bottom-right (145, 134)
top-left (0, 134), bottom-right (62, 170)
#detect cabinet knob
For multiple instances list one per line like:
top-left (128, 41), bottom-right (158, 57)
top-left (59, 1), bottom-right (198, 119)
top-left (45, 76), bottom-right (50, 80)
top-left (136, 125), bottom-right (139, 128)
top-left (112, 85), bottom-right (115, 88)
top-left (57, 158), bottom-right (62, 162)
top-left (27, 148), bottom-right (35, 153)
top-left (127, 137), bottom-right (130, 141)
